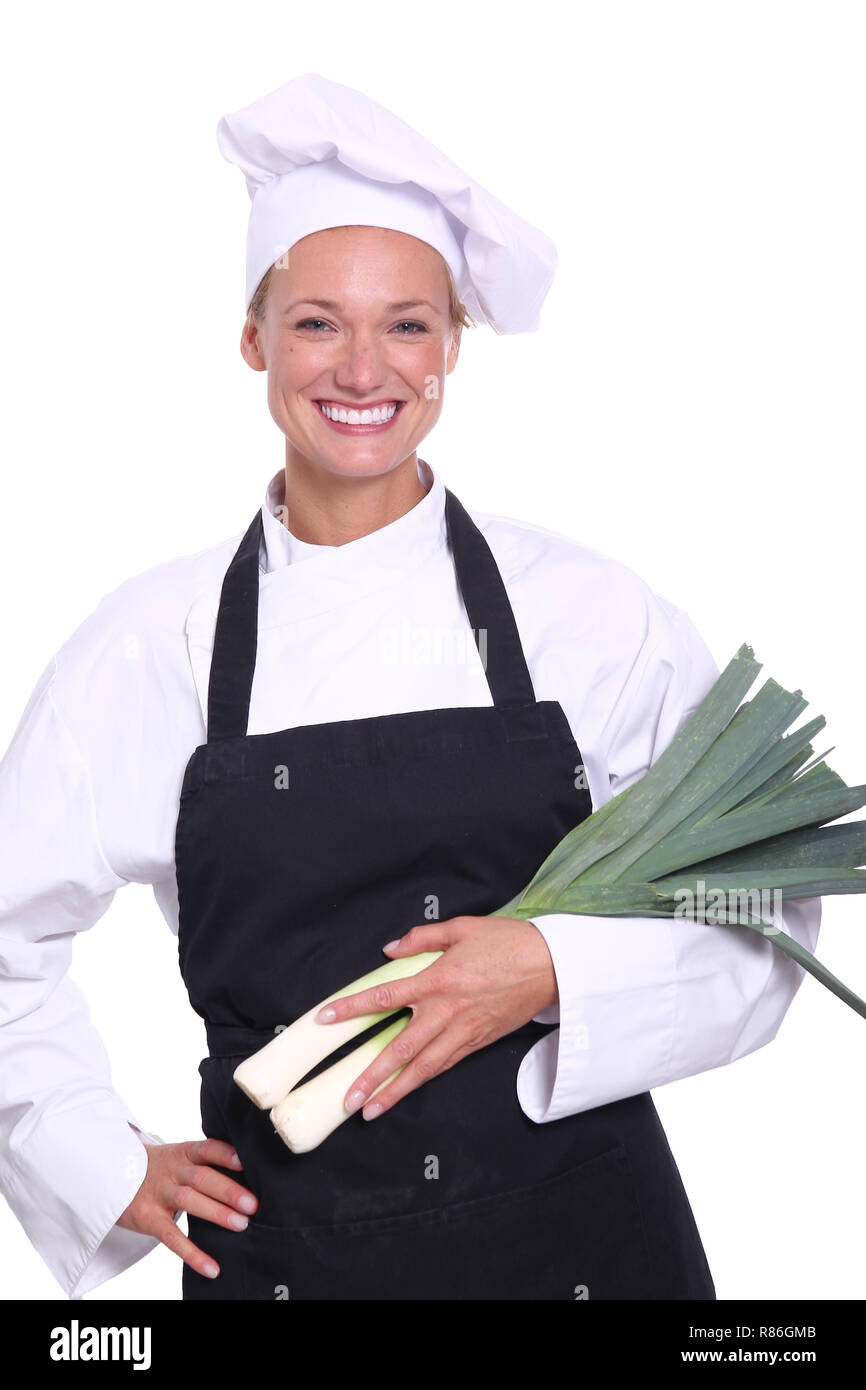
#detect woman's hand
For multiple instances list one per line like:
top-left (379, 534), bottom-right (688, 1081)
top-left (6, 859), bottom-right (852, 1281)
top-left (316, 916), bottom-right (558, 1122)
top-left (116, 1138), bottom-right (258, 1280)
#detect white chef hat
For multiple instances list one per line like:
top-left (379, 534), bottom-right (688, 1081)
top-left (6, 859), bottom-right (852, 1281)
top-left (215, 73), bottom-right (557, 334)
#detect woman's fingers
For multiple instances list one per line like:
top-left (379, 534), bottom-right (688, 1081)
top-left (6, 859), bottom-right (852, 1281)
top-left (180, 1141), bottom-right (257, 1215)
top-left (173, 1176), bottom-right (254, 1233)
top-left (187, 1137), bottom-right (244, 1172)
top-left (316, 974), bottom-right (427, 1022)
top-left (317, 942), bottom-right (454, 1023)
top-left (316, 919), bottom-right (481, 1023)
top-left (343, 1003), bottom-right (455, 1113)
top-left (174, 1159), bottom-right (258, 1225)
top-left (359, 1028), bottom-right (466, 1119)
top-left (118, 1138), bottom-right (260, 1279)
top-left (383, 919), bottom-right (466, 956)
top-left (149, 1211), bottom-right (223, 1280)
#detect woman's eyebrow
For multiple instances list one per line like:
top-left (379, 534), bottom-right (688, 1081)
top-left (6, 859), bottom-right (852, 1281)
top-left (386, 299), bottom-right (441, 313)
top-left (282, 298), bottom-right (441, 314)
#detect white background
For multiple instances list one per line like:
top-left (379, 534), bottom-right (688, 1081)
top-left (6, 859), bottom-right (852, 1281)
top-left (0, 0), bottom-right (863, 1300)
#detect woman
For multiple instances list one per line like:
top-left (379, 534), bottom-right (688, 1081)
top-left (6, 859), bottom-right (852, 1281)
top-left (0, 74), bottom-right (820, 1301)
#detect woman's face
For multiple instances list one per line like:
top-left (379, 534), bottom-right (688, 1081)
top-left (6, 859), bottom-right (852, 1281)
top-left (241, 225), bottom-right (461, 481)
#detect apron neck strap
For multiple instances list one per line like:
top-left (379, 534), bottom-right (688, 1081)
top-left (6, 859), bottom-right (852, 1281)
top-left (206, 486), bottom-right (537, 742)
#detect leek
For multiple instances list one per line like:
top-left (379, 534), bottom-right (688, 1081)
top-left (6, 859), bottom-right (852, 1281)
top-left (236, 644), bottom-right (866, 1153)
top-left (270, 1016), bottom-right (410, 1153)
top-left (233, 952), bottom-right (441, 1109)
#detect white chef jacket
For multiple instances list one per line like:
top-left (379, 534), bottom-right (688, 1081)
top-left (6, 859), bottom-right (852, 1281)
top-left (0, 457), bottom-right (820, 1299)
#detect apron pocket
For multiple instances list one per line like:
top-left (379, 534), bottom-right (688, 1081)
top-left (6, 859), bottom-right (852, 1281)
top-left (236, 1142), bottom-right (653, 1300)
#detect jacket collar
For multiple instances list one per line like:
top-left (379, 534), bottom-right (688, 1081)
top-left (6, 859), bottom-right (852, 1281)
top-left (259, 455), bottom-right (445, 577)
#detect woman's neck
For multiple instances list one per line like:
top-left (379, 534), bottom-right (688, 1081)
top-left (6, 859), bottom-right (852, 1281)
top-left (280, 452), bottom-right (429, 546)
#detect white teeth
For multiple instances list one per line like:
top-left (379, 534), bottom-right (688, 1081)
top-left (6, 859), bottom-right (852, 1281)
top-left (318, 402), bottom-right (398, 424)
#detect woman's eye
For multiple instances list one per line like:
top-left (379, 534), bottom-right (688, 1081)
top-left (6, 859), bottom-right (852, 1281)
top-left (293, 318), bottom-right (426, 334)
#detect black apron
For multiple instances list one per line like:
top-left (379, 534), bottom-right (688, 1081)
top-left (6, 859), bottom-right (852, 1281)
top-left (174, 485), bottom-right (715, 1301)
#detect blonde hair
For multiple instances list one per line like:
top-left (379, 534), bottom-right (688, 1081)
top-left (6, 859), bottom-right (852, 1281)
top-left (246, 233), bottom-right (474, 339)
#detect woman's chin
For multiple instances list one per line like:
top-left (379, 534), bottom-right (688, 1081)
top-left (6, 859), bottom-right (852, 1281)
top-left (287, 443), bottom-right (418, 480)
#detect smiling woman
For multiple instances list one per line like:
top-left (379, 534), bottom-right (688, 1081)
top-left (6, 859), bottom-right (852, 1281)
top-left (0, 70), bottom-right (821, 1305)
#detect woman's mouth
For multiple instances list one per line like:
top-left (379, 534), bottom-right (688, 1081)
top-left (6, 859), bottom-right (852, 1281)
top-left (313, 399), bottom-right (405, 434)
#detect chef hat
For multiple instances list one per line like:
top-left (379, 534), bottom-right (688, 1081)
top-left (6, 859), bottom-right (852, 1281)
top-left (215, 73), bottom-right (557, 334)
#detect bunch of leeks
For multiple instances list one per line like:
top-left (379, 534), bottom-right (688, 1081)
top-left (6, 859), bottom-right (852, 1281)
top-left (234, 644), bottom-right (866, 1152)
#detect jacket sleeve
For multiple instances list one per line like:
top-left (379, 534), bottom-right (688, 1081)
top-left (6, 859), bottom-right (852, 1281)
top-left (516, 601), bottom-right (822, 1123)
top-left (0, 655), bottom-right (168, 1298)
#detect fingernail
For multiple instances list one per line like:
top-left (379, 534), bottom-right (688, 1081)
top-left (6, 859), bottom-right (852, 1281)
top-left (316, 1006), bottom-right (336, 1022)
top-left (229, 1152), bottom-right (243, 1168)
top-left (238, 1194), bottom-right (257, 1214)
top-left (345, 1089), bottom-right (365, 1113)
top-left (382, 940), bottom-right (401, 953)
top-left (227, 1212), bottom-right (249, 1230)
top-left (203, 1261), bottom-right (219, 1279)
top-left (363, 1102), bottom-right (383, 1120)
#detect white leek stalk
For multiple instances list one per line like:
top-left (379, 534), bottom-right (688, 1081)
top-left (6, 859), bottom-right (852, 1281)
top-left (270, 1016), bottom-right (409, 1153)
top-left (233, 951), bottom-right (441, 1109)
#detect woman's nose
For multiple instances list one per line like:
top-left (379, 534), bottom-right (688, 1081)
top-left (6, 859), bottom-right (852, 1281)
top-left (332, 334), bottom-right (387, 392)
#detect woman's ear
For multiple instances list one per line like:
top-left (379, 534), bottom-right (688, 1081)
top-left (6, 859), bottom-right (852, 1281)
top-left (240, 315), bottom-right (267, 372)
